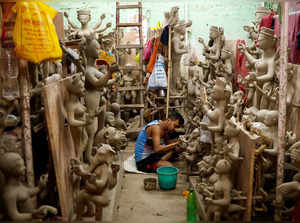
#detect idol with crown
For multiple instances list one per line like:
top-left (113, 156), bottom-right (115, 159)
top-left (64, 8), bottom-right (112, 40)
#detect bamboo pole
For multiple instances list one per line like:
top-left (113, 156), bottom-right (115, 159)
top-left (18, 59), bottom-right (35, 188)
top-left (166, 25), bottom-right (172, 119)
top-left (275, 1), bottom-right (288, 221)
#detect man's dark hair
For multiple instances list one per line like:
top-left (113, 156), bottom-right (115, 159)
top-left (168, 111), bottom-right (184, 125)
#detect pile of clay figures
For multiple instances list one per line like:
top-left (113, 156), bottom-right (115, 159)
top-left (178, 6), bottom-right (300, 222)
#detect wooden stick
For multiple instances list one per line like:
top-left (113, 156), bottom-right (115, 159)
top-left (166, 25), bottom-right (172, 119)
top-left (275, 1), bottom-right (289, 221)
top-left (18, 59), bottom-right (35, 187)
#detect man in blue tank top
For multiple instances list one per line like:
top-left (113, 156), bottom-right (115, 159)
top-left (135, 111), bottom-right (184, 173)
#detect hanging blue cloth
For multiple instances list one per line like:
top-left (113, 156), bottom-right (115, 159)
top-left (160, 25), bottom-right (169, 46)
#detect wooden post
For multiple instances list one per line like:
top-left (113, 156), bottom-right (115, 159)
top-left (275, 1), bottom-right (289, 221)
top-left (166, 25), bottom-right (172, 119)
top-left (18, 59), bottom-right (35, 187)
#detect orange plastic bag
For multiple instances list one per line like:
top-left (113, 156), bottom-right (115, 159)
top-left (12, 1), bottom-right (62, 63)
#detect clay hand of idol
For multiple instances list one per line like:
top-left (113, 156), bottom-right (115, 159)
top-left (38, 174), bottom-right (48, 190)
top-left (33, 205), bottom-right (58, 219)
top-left (199, 122), bottom-right (208, 130)
top-left (88, 174), bottom-right (97, 184)
top-left (63, 12), bottom-right (69, 18)
top-left (238, 43), bottom-right (246, 53)
top-left (198, 37), bottom-right (204, 44)
top-left (100, 14), bottom-right (106, 20)
top-left (205, 197), bottom-right (213, 204)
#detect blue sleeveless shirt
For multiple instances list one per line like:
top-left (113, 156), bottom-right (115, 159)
top-left (135, 120), bottom-right (159, 162)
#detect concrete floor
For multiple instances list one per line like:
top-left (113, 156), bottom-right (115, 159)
top-left (114, 141), bottom-right (189, 223)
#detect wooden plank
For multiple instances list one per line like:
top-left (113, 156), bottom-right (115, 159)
top-left (18, 59), bottom-right (35, 188)
top-left (138, 2), bottom-right (144, 127)
top-left (120, 104), bottom-right (144, 108)
top-left (116, 44), bottom-right (143, 49)
top-left (42, 80), bottom-right (78, 220)
top-left (232, 119), bottom-right (259, 221)
top-left (275, 1), bottom-right (289, 221)
top-left (53, 12), bottom-right (65, 41)
top-left (117, 86), bottom-right (145, 91)
top-left (117, 4), bottom-right (141, 9)
top-left (117, 23), bottom-right (142, 27)
top-left (120, 65), bottom-right (141, 71)
top-left (157, 96), bottom-right (186, 99)
top-left (166, 26), bottom-right (172, 119)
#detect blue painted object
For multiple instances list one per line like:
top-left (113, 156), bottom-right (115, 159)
top-left (157, 166), bottom-right (179, 190)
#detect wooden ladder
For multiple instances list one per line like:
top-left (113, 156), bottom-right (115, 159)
top-left (115, 1), bottom-right (144, 132)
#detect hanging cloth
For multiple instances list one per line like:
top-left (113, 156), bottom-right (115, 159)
top-left (144, 37), bottom-right (154, 61)
top-left (160, 25), bottom-right (169, 46)
top-left (146, 37), bottom-right (160, 74)
top-left (235, 39), bottom-right (249, 104)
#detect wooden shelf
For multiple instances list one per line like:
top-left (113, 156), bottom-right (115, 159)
top-left (120, 65), bottom-right (142, 71)
top-left (117, 86), bottom-right (145, 91)
top-left (120, 104), bottom-right (144, 109)
top-left (116, 44), bottom-right (143, 49)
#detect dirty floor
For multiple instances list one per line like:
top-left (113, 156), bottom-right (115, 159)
top-left (114, 141), bottom-right (189, 222)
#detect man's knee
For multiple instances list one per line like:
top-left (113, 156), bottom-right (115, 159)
top-left (157, 160), bottom-right (173, 167)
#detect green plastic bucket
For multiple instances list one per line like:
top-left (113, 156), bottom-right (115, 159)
top-left (157, 166), bottom-right (179, 190)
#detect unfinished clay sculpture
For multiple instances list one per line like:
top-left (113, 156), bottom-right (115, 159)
top-left (83, 36), bottom-right (119, 163)
top-left (200, 159), bottom-right (245, 221)
top-left (200, 77), bottom-right (230, 152)
top-left (64, 9), bottom-right (111, 40)
top-left (64, 73), bottom-right (93, 160)
top-left (239, 27), bottom-right (277, 110)
top-left (171, 20), bottom-right (192, 95)
top-left (0, 152), bottom-right (57, 220)
top-left (70, 144), bottom-right (119, 221)
top-left (198, 26), bottom-right (224, 81)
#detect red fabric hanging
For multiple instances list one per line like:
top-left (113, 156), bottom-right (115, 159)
top-left (273, 13), bottom-right (300, 64)
top-left (235, 39), bottom-right (249, 104)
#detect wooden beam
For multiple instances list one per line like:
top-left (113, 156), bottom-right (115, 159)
top-left (166, 26), bottom-right (172, 119)
top-left (117, 86), bottom-right (145, 91)
top-left (18, 59), bottom-right (35, 188)
top-left (275, 1), bottom-right (289, 221)
top-left (117, 23), bottom-right (142, 27)
top-left (120, 104), bottom-right (144, 109)
top-left (117, 4), bottom-right (141, 9)
top-left (115, 44), bottom-right (143, 49)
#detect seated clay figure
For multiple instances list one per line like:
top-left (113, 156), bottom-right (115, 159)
top-left (70, 144), bottom-right (120, 221)
top-left (203, 159), bottom-right (245, 221)
top-left (110, 103), bottom-right (127, 131)
top-left (0, 152), bottom-right (57, 220)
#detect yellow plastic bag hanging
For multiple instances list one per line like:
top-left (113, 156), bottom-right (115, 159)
top-left (12, 1), bottom-right (62, 63)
